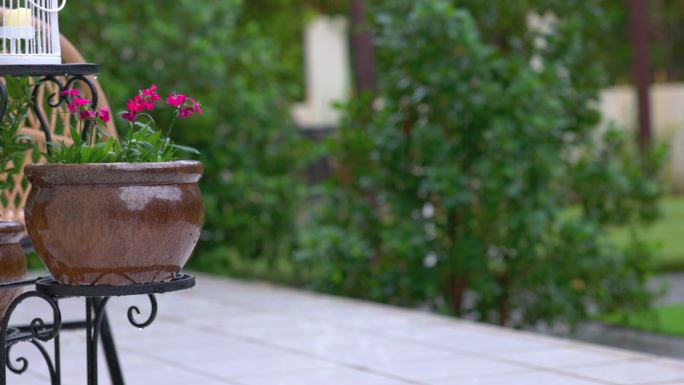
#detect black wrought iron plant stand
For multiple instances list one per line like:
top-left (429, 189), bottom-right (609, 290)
top-left (0, 64), bottom-right (197, 385)
top-left (0, 275), bottom-right (195, 385)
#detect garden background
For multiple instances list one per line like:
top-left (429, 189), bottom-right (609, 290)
top-left (53, 0), bottom-right (684, 333)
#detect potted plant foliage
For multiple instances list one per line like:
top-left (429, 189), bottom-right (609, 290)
top-left (24, 85), bottom-right (204, 286)
top-left (0, 77), bottom-right (34, 316)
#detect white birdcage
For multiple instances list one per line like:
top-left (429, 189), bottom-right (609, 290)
top-left (0, 0), bottom-right (65, 65)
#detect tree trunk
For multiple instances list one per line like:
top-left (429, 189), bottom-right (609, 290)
top-left (350, 0), bottom-right (376, 93)
top-left (498, 275), bottom-right (511, 326)
top-left (449, 274), bottom-right (468, 315)
top-left (627, 0), bottom-right (652, 152)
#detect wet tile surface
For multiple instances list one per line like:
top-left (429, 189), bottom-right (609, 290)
top-left (4, 272), bottom-right (682, 384)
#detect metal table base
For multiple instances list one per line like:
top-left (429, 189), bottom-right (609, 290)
top-left (0, 273), bottom-right (195, 385)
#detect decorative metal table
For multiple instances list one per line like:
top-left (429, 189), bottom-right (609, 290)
top-left (0, 273), bottom-right (195, 385)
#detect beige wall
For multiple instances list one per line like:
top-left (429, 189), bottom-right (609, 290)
top-left (601, 83), bottom-right (684, 136)
top-left (292, 16), bottom-right (351, 129)
top-left (601, 84), bottom-right (684, 191)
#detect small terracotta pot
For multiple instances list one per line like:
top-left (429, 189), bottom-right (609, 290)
top-left (24, 161), bottom-right (204, 286)
top-left (0, 221), bottom-right (27, 320)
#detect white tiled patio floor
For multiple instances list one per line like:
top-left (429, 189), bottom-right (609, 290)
top-left (6, 272), bottom-right (684, 385)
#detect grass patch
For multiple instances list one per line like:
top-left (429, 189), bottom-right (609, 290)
top-left (607, 196), bottom-right (684, 272)
top-left (597, 305), bottom-right (684, 338)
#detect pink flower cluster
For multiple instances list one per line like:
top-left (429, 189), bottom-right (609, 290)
top-left (122, 85), bottom-right (202, 122)
top-left (167, 93), bottom-right (202, 119)
top-left (123, 84), bottom-right (160, 121)
top-left (62, 89), bottom-right (110, 123)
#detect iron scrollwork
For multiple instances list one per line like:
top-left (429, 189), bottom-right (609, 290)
top-left (0, 290), bottom-right (159, 385)
top-left (127, 295), bottom-right (157, 329)
top-left (0, 80), bottom-right (8, 125)
top-left (85, 294), bottom-right (157, 385)
top-left (31, 73), bottom-right (100, 151)
top-left (0, 291), bottom-right (62, 385)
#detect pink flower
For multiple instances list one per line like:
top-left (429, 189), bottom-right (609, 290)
top-left (67, 103), bottom-right (78, 114)
top-left (172, 96), bottom-right (202, 119)
top-left (97, 108), bottom-right (110, 123)
top-left (135, 95), bottom-right (155, 111)
top-left (61, 89), bottom-right (79, 97)
top-left (121, 111), bottom-right (137, 122)
top-left (79, 110), bottom-right (96, 121)
top-left (191, 98), bottom-right (202, 115)
top-left (73, 97), bottom-right (91, 108)
top-left (178, 108), bottom-right (194, 119)
top-left (142, 84), bottom-right (161, 102)
top-left (124, 86), bottom-right (159, 116)
top-left (167, 93), bottom-right (187, 108)
top-left (127, 99), bottom-right (145, 113)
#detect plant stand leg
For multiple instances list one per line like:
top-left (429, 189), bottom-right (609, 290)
top-left (86, 297), bottom-right (111, 385)
top-left (53, 298), bottom-right (61, 385)
top-left (100, 311), bottom-right (125, 385)
top-left (86, 298), bottom-right (95, 385)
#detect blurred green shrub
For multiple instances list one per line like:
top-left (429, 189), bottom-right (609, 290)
top-left (60, 0), bottom-right (311, 274)
top-left (296, 0), bottom-right (666, 327)
top-left (0, 77), bottom-right (33, 191)
top-left (57, 0), bottom-right (667, 329)
top-left (240, 0), bottom-right (347, 100)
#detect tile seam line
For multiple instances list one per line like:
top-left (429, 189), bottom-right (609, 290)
top-left (498, 356), bottom-right (644, 370)
top-left (125, 341), bottom-right (428, 385)
top-left (137, 278), bottom-right (670, 385)
top-left (642, 379), bottom-right (684, 385)
top-left (174, 275), bottom-right (651, 358)
top-left (163, 304), bottom-right (636, 385)
top-left (170, 305), bottom-right (570, 361)
top-left (162, 284), bottom-right (645, 367)
top-left (550, 365), bottom-right (663, 385)
top-left (115, 348), bottom-right (243, 385)
top-left (130, 321), bottom-right (431, 385)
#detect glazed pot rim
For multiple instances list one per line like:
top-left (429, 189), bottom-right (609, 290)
top-left (0, 220), bottom-right (25, 235)
top-left (25, 160), bottom-right (203, 187)
top-left (0, 220), bottom-right (25, 244)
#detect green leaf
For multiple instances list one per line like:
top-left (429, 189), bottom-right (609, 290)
top-left (171, 144), bottom-right (200, 155)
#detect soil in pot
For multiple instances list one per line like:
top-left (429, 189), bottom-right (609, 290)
top-left (24, 161), bottom-right (204, 286)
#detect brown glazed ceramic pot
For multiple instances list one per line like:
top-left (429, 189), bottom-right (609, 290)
top-left (24, 161), bottom-right (204, 286)
top-left (0, 221), bottom-right (27, 320)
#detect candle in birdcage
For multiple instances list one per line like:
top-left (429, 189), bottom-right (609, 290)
top-left (4, 8), bottom-right (33, 27)
top-left (0, 0), bottom-right (63, 64)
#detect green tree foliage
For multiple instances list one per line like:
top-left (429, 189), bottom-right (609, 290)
top-left (296, 0), bottom-right (666, 328)
top-left (60, 0), bottom-right (310, 273)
